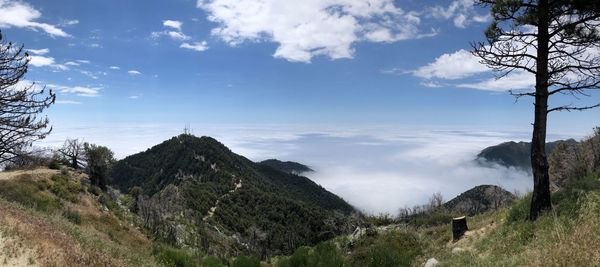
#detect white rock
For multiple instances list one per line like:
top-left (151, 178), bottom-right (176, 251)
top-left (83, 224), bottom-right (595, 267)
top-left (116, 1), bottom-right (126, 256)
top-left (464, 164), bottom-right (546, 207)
top-left (452, 247), bottom-right (466, 254)
top-left (424, 258), bottom-right (439, 267)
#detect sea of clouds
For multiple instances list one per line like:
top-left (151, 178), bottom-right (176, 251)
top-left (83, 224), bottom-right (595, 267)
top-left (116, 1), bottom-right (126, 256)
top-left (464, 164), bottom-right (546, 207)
top-left (41, 123), bottom-right (584, 215)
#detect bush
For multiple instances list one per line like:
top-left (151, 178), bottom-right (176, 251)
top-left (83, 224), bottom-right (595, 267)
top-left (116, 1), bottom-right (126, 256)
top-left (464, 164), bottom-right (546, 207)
top-left (506, 194), bottom-right (532, 223)
top-left (63, 209), bottom-right (82, 224)
top-left (350, 231), bottom-right (422, 267)
top-left (0, 177), bottom-right (61, 212)
top-left (48, 160), bottom-right (62, 170)
top-left (152, 243), bottom-right (200, 267)
top-left (308, 242), bottom-right (344, 267)
top-left (49, 174), bottom-right (81, 203)
top-left (202, 256), bottom-right (225, 267)
top-left (231, 255), bottom-right (260, 267)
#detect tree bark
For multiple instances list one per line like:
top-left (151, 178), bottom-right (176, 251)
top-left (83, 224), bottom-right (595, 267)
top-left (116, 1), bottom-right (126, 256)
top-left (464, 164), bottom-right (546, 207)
top-left (530, 0), bottom-right (552, 220)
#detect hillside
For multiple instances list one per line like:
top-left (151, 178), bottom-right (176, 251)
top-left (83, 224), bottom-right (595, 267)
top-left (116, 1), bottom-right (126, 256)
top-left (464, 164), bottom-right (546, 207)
top-left (0, 168), bottom-right (161, 266)
top-left (110, 134), bottom-right (360, 257)
top-left (258, 159), bottom-right (313, 174)
top-left (476, 139), bottom-right (577, 171)
top-left (443, 185), bottom-right (516, 216)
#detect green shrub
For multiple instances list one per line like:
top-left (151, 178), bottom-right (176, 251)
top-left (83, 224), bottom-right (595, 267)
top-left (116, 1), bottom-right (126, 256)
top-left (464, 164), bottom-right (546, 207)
top-left (0, 178), bottom-right (61, 212)
top-left (289, 246), bottom-right (310, 267)
top-left (231, 255), bottom-right (260, 267)
top-left (202, 256), bottom-right (225, 267)
top-left (350, 231), bottom-right (421, 267)
top-left (507, 194), bottom-right (532, 223)
top-left (49, 174), bottom-right (81, 203)
top-left (308, 242), bottom-right (344, 267)
top-left (63, 208), bottom-right (82, 224)
top-left (48, 160), bottom-right (62, 170)
top-left (152, 243), bottom-right (200, 267)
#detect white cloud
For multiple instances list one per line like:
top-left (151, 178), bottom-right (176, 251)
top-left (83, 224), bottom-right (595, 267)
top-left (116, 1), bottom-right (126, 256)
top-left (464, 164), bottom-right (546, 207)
top-left (60, 19), bottom-right (79, 26)
top-left (109, 66), bottom-right (120, 70)
top-left (413, 49), bottom-right (487, 79)
top-left (163, 20), bottom-right (182, 31)
top-left (0, 0), bottom-right (69, 37)
top-left (180, 41), bottom-right (209, 52)
top-left (458, 71), bottom-right (535, 91)
top-left (430, 0), bottom-right (488, 28)
top-left (128, 70), bottom-right (141, 75)
top-left (79, 70), bottom-right (99, 80)
top-left (128, 95), bottom-right (139, 100)
top-left (28, 55), bottom-right (68, 70)
top-left (151, 30), bottom-right (191, 41)
top-left (197, 0), bottom-right (436, 62)
top-left (27, 48), bottom-right (49, 55)
top-left (76, 59), bottom-right (91, 64)
top-left (47, 84), bottom-right (101, 97)
top-left (64, 61), bottom-right (79, 66)
top-left (56, 100), bottom-right (81, 104)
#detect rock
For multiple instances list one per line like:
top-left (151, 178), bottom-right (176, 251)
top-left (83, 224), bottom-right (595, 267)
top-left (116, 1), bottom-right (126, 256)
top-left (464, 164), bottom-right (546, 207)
top-left (452, 247), bottom-right (466, 254)
top-left (424, 258), bottom-right (439, 267)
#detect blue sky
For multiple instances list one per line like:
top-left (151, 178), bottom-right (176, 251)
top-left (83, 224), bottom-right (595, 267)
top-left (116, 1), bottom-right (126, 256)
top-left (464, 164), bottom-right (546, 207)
top-left (2, 0), bottom-right (598, 133)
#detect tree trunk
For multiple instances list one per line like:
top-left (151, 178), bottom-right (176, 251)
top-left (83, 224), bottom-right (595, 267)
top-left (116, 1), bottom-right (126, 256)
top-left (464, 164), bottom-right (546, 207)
top-left (71, 156), bottom-right (78, 169)
top-left (530, 0), bottom-right (552, 220)
top-left (452, 216), bottom-right (468, 241)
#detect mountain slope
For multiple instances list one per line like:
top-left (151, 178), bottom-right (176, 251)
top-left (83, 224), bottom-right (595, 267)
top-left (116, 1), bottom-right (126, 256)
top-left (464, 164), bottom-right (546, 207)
top-left (110, 134), bottom-right (360, 256)
top-left (476, 139), bottom-right (577, 171)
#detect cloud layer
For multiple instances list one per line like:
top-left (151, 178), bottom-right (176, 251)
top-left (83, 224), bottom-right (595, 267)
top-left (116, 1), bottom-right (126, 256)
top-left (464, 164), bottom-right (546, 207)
top-left (38, 124), bottom-right (583, 215)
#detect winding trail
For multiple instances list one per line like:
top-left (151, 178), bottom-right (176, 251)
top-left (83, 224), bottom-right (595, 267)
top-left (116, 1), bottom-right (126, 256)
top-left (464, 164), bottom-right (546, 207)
top-left (202, 177), bottom-right (243, 221)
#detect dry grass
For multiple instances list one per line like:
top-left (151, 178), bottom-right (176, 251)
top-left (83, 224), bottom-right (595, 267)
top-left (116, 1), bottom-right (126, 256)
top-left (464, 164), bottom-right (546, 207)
top-left (0, 168), bottom-right (159, 267)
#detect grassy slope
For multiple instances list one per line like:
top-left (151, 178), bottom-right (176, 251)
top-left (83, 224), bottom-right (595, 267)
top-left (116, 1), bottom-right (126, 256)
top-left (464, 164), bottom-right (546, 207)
top-left (269, 171), bottom-right (600, 267)
top-left (0, 168), bottom-right (160, 267)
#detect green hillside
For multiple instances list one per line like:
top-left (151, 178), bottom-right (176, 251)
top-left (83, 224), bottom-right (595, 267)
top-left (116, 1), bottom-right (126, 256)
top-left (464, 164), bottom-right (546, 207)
top-left (110, 134), bottom-right (360, 257)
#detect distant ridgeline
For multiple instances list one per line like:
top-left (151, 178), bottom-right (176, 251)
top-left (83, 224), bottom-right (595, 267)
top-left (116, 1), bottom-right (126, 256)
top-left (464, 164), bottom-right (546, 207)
top-left (476, 139), bottom-right (578, 172)
top-left (258, 159), bottom-right (313, 175)
top-left (110, 134), bottom-right (360, 258)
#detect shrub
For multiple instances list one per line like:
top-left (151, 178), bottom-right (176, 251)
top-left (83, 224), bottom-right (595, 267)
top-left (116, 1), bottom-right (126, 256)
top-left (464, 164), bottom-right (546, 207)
top-left (63, 208), bottom-right (82, 224)
top-left (49, 174), bottom-right (81, 203)
top-left (202, 256), bottom-right (225, 267)
top-left (152, 243), bottom-right (200, 267)
top-left (231, 255), bottom-right (260, 267)
top-left (350, 231), bottom-right (422, 267)
top-left (0, 177), bottom-right (61, 212)
top-left (308, 242), bottom-right (344, 267)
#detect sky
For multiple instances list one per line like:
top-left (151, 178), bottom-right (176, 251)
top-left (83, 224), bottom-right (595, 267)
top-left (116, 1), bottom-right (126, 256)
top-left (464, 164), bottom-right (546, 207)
top-left (1, 0), bottom-right (600, 214)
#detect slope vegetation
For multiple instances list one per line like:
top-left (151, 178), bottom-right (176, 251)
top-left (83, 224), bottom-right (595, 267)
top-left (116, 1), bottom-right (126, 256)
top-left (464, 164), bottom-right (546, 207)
top-left (110, 134), bottom-right (360, 257)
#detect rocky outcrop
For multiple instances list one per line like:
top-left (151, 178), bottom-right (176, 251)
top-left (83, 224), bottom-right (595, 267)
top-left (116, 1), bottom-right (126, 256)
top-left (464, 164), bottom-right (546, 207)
top-left (444, 185), bottom-right (516, 216)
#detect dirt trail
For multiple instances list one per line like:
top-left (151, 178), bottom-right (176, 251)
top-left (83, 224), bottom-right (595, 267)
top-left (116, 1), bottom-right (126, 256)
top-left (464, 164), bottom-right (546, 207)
top-left (203, 178), bottom-right (243, 221)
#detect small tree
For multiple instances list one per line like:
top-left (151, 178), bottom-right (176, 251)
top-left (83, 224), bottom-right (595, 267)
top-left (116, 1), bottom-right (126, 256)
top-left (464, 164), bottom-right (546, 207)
top-left (58, 138), bottom-right (85, 169)
top-left (84, 143), bottom-right (115, 191)
top-left (0, 30), bottom-right (55, 164)
top-left (473, 1), bottom-right (600, 220)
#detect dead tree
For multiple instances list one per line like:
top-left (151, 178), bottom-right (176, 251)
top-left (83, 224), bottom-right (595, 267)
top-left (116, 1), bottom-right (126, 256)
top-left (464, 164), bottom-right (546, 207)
top-left (473, 1), bottom-right (600, 220)
top-left (59, 138), bottom-right (85, 169)
top-left (0, 30), bottom-right (55, 165)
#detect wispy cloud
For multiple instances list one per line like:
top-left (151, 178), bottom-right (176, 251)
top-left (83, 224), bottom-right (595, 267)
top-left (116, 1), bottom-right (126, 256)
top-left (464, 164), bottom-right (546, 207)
top-left (128, 70), bottom-right (141, 75)
top-left (47, 84), bottom-right (101, 97)
top-left (27, 48), bottom-right (49, 55)
top-left (180, 41), bottom-right (208, 52)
